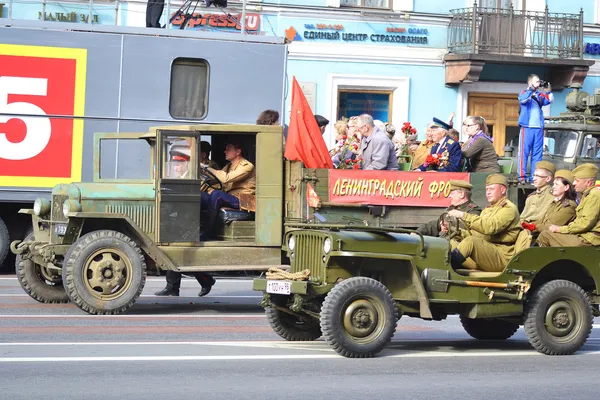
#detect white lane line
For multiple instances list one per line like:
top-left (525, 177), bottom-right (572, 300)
top-left (2, 350), bottom-right (600, 363)
top-left (0, 277), bottom-right (256, 283)
top-left (0, 314), bottom-right (266, 319)
top-left (0, 294), bottom-right (261, 299)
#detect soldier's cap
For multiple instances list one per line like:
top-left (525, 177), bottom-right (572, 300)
top-left (486, 173), bottom-right (508, 187)
top-left (431, 117), bottom-right (451, 131)
top-left (315, 114), bottom-right (329, 128)
top-left (572, 163), bottom-right (599, 179)
top-left (169, 145), bottom-right (191, 162)
top-left (535, 160), bottom-right (556, 175)
top-left (554, 169), bottom-right (574, 183)
top-left (200, 141), bottom-right (212, 154)
top-left (449, 180), bottom-right (473, 192)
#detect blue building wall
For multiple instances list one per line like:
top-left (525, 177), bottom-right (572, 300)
top-left (414, 0), bottom-right (467, 14)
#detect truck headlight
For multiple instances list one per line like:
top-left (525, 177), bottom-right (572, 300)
top-left (288, 235), bottom-right (295, 251)
top-left (33, 198), bottom-right (51, 216)
top-left (62, 199), bottom-right (81, 218)
top-left (323, 238), bottom-right (332, 254)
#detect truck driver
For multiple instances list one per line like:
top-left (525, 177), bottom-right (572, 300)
top-left (200, 142), bottom-right (256, 240)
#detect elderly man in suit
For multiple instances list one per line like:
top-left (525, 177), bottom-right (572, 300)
top-left (415, 117), bottom-right (462, 172)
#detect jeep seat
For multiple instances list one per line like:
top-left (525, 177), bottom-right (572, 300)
top-left (218, 208), bottom-right (255, 223)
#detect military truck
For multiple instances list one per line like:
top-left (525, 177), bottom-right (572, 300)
top-left (253, 224), bottom-right (599, 358)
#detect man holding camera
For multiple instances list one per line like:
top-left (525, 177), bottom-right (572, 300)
top-left (517, 74), bottom-right (553, 183)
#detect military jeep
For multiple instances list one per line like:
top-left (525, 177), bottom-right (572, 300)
top-left (254, 224), bottom-right (600, 358)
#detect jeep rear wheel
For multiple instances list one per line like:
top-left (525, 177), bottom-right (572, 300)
top-left (460, 316), bottom-right (519, 340)
top-left (16, 234), bottom-right (69, 304)
top-left (266, 306), bottom-right (322, 341)
top-left (63, 230), bottom-right (146, 315)
top-left (524, 280), bottom-right (593, 355)
top-left (321, 277), bottom-right (398, 358)
top-left (0, 217), bottom-right (9, 267)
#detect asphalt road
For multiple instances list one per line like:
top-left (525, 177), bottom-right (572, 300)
top-left (1, 275), bottom-right (599, 400)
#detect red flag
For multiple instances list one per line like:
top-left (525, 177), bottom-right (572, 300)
top-left (306, 182), bottom-right (321, 208)
top-left (284, 78), bottom-right (334, 169)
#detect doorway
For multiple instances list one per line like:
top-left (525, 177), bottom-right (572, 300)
top-left (467, 93), bottom-right (520, 156)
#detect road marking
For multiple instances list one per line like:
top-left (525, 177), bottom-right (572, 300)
top-left (0, 277), bottom-right (256, 283)
top-left (0, 314), bottom-right (266, 319)
top-left (0, 294), bottom-right (262, 299)
top-left (1, 349), bottom-right (600, 363)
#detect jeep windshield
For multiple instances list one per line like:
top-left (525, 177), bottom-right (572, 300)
top-left (544, 130), bottom-right (577, 158)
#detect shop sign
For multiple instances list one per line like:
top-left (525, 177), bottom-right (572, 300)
top-left (584, 42), bottom-right (600, 55)
top-left (329, 170), bottom-right (469, 207)
top-left (285, 23), bottom-right (429, 45)
top-left (38, 11), bottom-right (99, 23)
top-left (171, 12), bottom-right (260, 31)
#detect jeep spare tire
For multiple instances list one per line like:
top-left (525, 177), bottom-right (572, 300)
top-left (62, 230), bottom-right (146, 315)
top-left (321, 277), bottom-right (398, 358)
top-left (16, 233), bottom-right (69, 304)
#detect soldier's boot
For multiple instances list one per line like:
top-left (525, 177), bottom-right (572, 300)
top-left (154, 285), bottom-right (179, 296)
top-left (450, 249), bottom-right (467, 270)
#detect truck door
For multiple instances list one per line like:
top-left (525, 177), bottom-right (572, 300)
top-left (156, 131), bottom-right (203, 243)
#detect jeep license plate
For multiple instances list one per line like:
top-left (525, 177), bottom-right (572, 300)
top-left (54, 224), bottom-right (67, 236)
top-left (266, 280), bottom-right (291, 295)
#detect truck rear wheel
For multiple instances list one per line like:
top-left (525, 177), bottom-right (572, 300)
top-left (266, 306), bottom-right (322, 341)
top-left (62, 230), bottom-right (146, 315)
top-left (524, 280), bottom-right (593, 355)
top-left (320, 277), bottom-right (398, 358)
top-left (16, 234), bottom-right (69, 304)
top-left (0, 217), bottom-right (8, 267)
top-left (459, 316), bottom-right (519, 340)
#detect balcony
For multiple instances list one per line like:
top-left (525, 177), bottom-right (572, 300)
top-left (444, 2), bottom-right (594, 89)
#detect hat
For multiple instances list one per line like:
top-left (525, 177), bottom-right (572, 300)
top-left (315, 115), bottom-right (329, 128)
top-left (555, 169), bottom-right (574, 183)
top-left (431, 117), bottom-right (452, 131)
top-left (572, 163), bottom-right (599, 180)
top-left (535, 160), bottom-right (556, 175)
top-left (200, 141), bottom-right (212, 154)
top-left (486, 173), bottom-right (508, 187)
top-left (449, 180), bottom-right (473, 191)
top-left (170, 145), bottom-right (191, 162)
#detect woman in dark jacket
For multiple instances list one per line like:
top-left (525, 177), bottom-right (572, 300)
top-left (461, 116), bottom-right (501, 173)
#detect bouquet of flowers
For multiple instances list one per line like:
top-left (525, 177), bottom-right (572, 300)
top-left (423, 149), bottom-right (449, 171)
top-left (393, 122), bottom-right (416, 163)
top-left (332, 123), bottom-right (362, 169)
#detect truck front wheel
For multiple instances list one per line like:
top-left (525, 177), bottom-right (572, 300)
top-left (320, 277), bottom-right (398, 358)
top-left (16, 234), bottom-right (69, 304)
top-left (63, 230), bottom-right (146, 315)
top-left (266, 305), bottom-right (322, 341)
top-left (524, 279), bottom-right (593, 355)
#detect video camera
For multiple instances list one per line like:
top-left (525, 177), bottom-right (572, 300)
top-left (540, 80), bottom-right (550, 89)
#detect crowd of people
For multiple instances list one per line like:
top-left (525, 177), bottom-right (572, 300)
top-left (324, 112), bottom-right (501, 173)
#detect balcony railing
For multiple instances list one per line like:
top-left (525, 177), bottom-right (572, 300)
top-left (447, 1), bottom-right (584, 59)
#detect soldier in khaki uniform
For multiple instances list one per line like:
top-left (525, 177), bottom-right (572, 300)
top-left (447, 174), bottom-right (522, 272)
top-left (200, 142), bottom-right (256, 239)
top-left (537, 163), bottom-right (600, 247)
top-left (520, 160), bottom-right (556, 225)
top-left (522, 169), bottom-right (577, 235)
top-left (415, 180), bottom-right (481, 239)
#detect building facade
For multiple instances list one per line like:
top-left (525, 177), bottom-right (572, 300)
top-left (3, 0), bottom-right (600, 152)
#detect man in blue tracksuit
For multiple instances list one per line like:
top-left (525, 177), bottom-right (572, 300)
top-left (518, 74), bottom-right (553, 182)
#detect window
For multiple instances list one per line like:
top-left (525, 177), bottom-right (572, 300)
top-left (99, 139), bottom-right (152, 180)
top-left (338, 90), bottom-right (393, 123)
top-left (544, 130), bottom-right (578, 158)
top-left (340, 0), bottom-right (390, 9)
top-left (163, 136), bottom-right (197, 180)
top-left (169, 58), bottom-right (209, 120)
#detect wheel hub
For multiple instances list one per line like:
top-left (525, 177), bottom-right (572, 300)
top-left (84, 249), bottom-right (131, 300)
top-left (545, 301), bottom-right (576, 337)
top-left (343, 299), bottom-right (378, 338)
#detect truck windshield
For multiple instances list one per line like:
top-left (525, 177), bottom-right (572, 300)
top-left (544, 130), bottom-right (577, 158)
top-left (99, 139), bottom-right (152, 180)
top-left (579, 134), bottom-right (600, 158)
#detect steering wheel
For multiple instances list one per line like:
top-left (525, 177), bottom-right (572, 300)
top-left (199, 166), bottom-right (223, 191)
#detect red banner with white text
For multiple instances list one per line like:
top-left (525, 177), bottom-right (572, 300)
top-left (328, 170), bottom-right (470, 207)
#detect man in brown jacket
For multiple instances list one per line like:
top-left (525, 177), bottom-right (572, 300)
top-left (520, 160), bottom-right (556, 224)
top-left (447, 174), bottom-right (522, 272)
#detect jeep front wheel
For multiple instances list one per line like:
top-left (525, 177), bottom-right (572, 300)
top-left (266, 306), bottom-right (322, 341)
top-left (320, 277), bottom-right (398, 358)
top-left (460, 316), bottom-right (519, 340)
top-left (16, 234), bottom-right (69, 304)
top-left (524, 280), bottom-right (593, 355)
top-left (63, 230), bottom-right (146, 315)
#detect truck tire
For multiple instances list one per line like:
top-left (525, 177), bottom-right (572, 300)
top-left (320, 277), bottom-right (398, 358)
top-left (266, 305), bottom-right (322, 341)
top-left (16, 233), bottom-right (69, 304)
top-left (62, 230), bottom-right (146, 315)
top-left (524, 280), bottom-right (593, 355)
top-left (0, 217), bottom-right (8, 267)
top-left (459, 316), bottom-right (519, 340)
